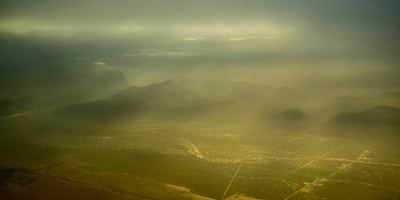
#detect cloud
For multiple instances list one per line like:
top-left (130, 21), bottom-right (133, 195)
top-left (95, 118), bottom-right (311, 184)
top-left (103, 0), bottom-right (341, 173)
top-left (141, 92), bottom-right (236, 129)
top-left (124, 51), bottom-right (201, 58)
top-left (0, 0), bottom-right (399, 70)
top-left (93, 61), bottom-right (106, 66)
top-left (180, 37), bottom-right (206, 41)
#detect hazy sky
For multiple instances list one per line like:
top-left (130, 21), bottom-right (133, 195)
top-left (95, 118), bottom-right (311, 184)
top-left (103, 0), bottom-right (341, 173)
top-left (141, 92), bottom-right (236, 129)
top-left (1, 0), bottom-right (399, 87)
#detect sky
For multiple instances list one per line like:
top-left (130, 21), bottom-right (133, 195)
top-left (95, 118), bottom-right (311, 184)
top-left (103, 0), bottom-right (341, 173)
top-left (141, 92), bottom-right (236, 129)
top-left (0, 0), bottom-right (399, 87)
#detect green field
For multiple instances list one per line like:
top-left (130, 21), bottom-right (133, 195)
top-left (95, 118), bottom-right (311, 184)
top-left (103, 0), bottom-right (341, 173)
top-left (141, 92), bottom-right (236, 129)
top-left (1, 125), bottom-right (399, 200)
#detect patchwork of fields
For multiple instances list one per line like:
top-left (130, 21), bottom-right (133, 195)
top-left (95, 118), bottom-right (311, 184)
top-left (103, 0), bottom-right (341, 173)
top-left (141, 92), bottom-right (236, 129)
top-left (1, 126), bottom-right (400, 199)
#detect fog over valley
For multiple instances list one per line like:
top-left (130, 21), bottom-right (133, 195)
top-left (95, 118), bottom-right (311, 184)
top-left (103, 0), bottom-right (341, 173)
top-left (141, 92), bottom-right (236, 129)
top-left (1, 1), bottom-right (400, 199)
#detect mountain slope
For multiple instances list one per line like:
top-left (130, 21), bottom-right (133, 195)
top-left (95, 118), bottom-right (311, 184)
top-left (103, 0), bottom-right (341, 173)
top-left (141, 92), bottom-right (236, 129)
top-left (53, 97), bottom-right (152, 122)
top-left (109, 79), bottom-right (210, 109)
top-left (0, 70), bottom-right (130, 117)
top-left (154, 100), bottom-right (240, 123)
top-left (266, 109), bottom-right (312, 132)
top-left (323, 105), bottom-right (400, 137)
top-left (362, 105), bottom-right (400, 119)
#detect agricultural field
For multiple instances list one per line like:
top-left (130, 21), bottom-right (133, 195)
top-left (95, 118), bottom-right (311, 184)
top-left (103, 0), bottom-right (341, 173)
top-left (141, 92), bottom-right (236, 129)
top-left (1, 125), bottom-right (399, 199)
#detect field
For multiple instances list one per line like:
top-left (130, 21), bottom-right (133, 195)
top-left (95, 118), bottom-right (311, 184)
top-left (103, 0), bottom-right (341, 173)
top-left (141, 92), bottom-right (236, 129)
top-left (1, 125), bottom-right (400, 199)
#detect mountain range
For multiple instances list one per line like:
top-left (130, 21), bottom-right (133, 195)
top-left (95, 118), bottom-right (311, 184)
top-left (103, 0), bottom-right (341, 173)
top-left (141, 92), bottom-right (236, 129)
top-left (1, 71), bottom-right (399, 139)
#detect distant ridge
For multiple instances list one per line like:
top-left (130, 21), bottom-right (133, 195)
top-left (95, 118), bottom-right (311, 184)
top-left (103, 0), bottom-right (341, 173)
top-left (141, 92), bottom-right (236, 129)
top-left (323, 105), bottom-right (400, 137)
top-left (109, 79), bottom-right (209, 109)
top-left (362, 105), bottom-right (400, 119)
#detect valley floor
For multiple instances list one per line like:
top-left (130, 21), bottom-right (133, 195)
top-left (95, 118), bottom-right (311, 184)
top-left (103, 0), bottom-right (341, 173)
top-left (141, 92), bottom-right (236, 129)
top-left (1, 126), bottom-right (400, 199)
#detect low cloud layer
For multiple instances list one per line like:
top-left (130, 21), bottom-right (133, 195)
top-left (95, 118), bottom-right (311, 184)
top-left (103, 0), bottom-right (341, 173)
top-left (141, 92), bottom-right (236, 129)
top-left (1, 0), bottom-right (399, 61)
top-left (0, 1), bottom-right (399, 102)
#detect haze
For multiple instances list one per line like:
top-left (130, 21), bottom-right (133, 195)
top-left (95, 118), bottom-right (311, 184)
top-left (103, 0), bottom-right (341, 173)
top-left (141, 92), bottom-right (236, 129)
top-left (1, 1), bottom-right (400, 199)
